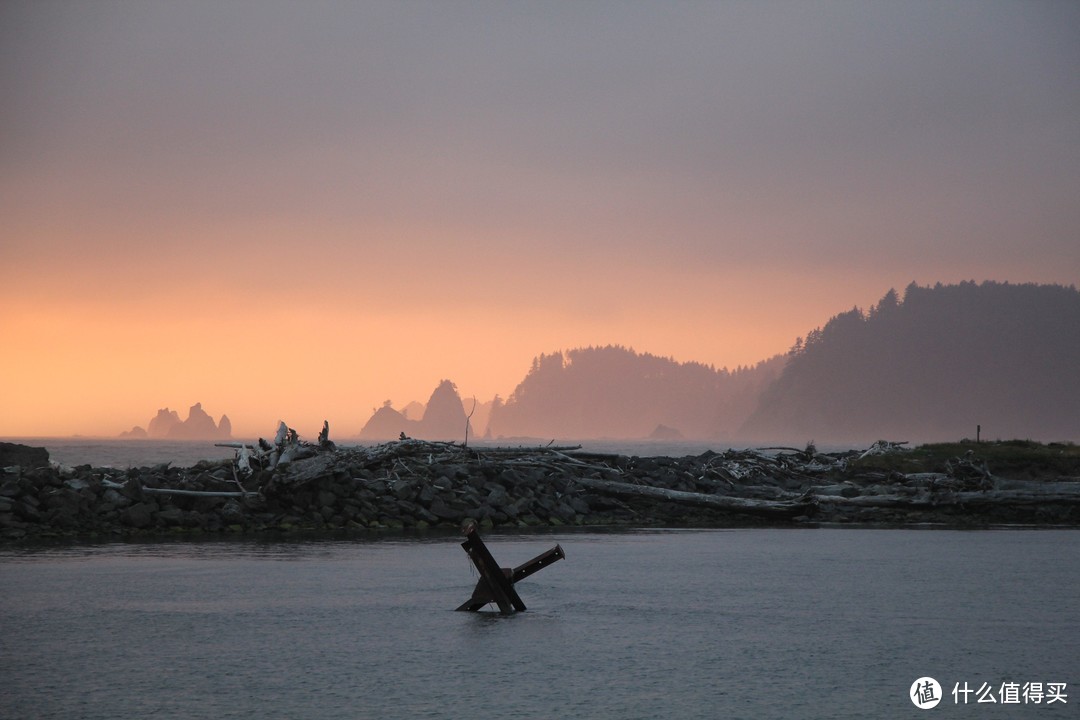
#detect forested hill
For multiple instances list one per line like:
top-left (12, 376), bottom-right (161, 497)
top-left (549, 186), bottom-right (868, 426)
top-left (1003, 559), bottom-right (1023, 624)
top-left (486, 345), bottom-right (785, 440)
top-left (740, 282), bottom-right (1080, 444)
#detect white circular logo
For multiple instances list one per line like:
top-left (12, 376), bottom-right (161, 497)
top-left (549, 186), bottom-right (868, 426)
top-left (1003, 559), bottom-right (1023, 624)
top-left (911, 677), bottom-right (942, 709)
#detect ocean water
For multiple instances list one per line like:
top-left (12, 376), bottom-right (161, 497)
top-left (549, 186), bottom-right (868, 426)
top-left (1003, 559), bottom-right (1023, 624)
top-left (1, 529), bottom-right (1077, 719)
top-left (3, 437), bottom-right (750, 470)
top-left (4, 438), bottom-right (250, 469)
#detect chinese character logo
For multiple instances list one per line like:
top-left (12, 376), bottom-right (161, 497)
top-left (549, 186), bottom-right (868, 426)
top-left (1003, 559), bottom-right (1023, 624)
top-left (911, 677), bottom-right (943, 709)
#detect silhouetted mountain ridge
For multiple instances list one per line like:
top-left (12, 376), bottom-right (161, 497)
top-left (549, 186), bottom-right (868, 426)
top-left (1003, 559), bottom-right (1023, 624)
top-left (741, 281), bottom-right (1080, 443)
top-left (353, 282), bottom-right (1078, 444)
top-left (486, 345), bottom-right (785, 439)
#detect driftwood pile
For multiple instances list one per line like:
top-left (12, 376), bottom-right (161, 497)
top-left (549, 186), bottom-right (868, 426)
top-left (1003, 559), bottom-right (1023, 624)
top-left (2, 429), bottom-right (1079, 541)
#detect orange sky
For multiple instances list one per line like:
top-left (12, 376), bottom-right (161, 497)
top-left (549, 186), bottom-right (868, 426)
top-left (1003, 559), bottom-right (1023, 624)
top-left (2, 2), bottom-right (1078, 439)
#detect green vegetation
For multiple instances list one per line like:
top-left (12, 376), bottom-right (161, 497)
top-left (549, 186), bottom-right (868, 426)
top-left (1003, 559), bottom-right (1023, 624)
top-left (847, 440), bottom-right (1080, 480)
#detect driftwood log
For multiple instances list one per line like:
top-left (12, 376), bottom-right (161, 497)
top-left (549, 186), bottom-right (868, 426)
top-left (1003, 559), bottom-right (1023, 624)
top-left (141, 487), bottom-right (258, 498)
top-left (3, 435), bottom-right (1079, 541)
top-left (571, 477), bottom-right (816, 519)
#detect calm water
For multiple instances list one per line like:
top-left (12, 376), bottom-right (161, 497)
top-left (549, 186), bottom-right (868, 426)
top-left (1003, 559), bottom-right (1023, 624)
top-left (1, 529), bottom-right (1077, 719)
top-left (4, 438), bottom-right (250, 469)
top-left (5, 437), bottom-right (812, 470)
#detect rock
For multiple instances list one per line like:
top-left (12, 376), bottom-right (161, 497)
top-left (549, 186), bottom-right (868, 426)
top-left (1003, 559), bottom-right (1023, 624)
top-left (156, 507), bottom-right (184, 526)
top-left (169, 403), bottom-right (220, 439)
top-left (102, 488), bottom-right (129, 508)
top-left (0, 442), bottom-right (49, 469)
top-left (429, 498), bottom-right (460, 521)
top-left (123, 503), bottom-right (154, 528)
top-left (0, 512), bottom-right (24, 528)
top-left (418, 380), bottom-right (468, 440)
top-left (148, 408), bottom-right (183, 438)
top-left (649, 424), bottom-right (684, 440)
top-left (553, 502), bottom-right (577, 522)
top-left (220, 500), bottom-right (245, 523)
top-left (486, 486), bottom-right (509, 507)
top-left (568, 496), bottom-right (591, 515)
top-left (121, 477), bottom-right (144, 502)
top-left (358, 403), bottom-right (413, 441)
top-left (146, 403), bottom-right (231, 439)
top-left (392, 479), bottom-right (415, 500)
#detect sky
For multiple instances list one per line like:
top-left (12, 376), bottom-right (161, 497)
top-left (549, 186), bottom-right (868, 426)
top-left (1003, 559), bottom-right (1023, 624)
top-left (2, 1), bottom-right (1078, 439)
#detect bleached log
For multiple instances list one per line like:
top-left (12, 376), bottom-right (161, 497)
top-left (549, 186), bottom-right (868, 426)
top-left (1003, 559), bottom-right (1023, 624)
top-left (141, 487), bottom-right (259, 498)
top-left (235, 445), bottom-right (254, 474)
top-left (277, 453), bottom-right (338, 485)
top-left (858, 440), bottom-right (910, 460)
top-left (816, 489), bottom-right (1080, 509)
top-left (902, 473), bottom-right (952, 483)
top-left (277, 444), bottom-right (315, 466)
top-left (549, 450), bottom-right (607, 469)
top-left (472, 445), bottom-right (585, 455)
top-left (572, 476), bottom-right (815, 519)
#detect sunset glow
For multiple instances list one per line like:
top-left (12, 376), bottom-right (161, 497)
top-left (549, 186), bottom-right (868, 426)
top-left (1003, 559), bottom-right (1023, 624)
top-left (2, 1), bottom-right (1078, 439)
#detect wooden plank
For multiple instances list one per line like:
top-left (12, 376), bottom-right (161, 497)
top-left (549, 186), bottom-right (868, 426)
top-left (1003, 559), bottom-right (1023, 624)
top-left (510, 545), bottom-right (565, 584)
top-left (460, 528), bottom-right (526, 613)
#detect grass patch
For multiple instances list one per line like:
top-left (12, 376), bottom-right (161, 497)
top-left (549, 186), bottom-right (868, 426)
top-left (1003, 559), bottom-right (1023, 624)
top-left (847, 440), bottom-right (1080, 479)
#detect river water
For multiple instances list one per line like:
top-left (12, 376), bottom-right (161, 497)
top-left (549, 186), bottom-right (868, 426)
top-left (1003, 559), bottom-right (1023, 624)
top-left (1, 528), bottom-right (1076, 719)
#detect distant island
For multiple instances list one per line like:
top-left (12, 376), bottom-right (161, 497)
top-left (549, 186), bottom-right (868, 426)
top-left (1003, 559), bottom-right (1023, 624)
top-left (741, 281), bottom-right (1080, 444)
top-left (355, 281), bottom-right (1080, 445)
top-left (355, 351), bottom-right (780, 443)
top-left (359, 380), bottom-right (484, 442)
top-left (120, 402), bottom-right (232, 440)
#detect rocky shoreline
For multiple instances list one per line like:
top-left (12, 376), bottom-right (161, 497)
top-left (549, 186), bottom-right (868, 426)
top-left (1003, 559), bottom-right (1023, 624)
top-left (2, 439), bottom-right (1079, 542)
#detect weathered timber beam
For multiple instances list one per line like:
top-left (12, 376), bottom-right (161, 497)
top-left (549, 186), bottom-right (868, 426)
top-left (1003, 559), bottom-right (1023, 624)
top-left (141, 487), bottom-right (259, 498)
top-left (459, 527), bottom-right (526, 614)
top-left (511, 545), bottom-right (565, 584)
top-left (817, 490), bottom-right (1080, 509)
top-left (571, 476), bottom-right (814, 518)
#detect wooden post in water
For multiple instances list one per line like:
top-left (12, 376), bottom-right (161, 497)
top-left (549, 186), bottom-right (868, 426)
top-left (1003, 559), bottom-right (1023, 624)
top-left (455, 522), bottom-right (565, 614)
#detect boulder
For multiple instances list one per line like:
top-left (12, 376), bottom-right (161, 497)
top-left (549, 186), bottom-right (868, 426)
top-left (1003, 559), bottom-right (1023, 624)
top-left (0, 442), bottom-right (49, 469)
top-left (123, 503), bottom-right (154, 528)
top-left (156, 507), bottom-right (184, 526)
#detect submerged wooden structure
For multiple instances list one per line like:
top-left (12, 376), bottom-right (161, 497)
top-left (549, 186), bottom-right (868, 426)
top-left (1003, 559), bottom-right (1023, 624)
top-left (456, 522), bottom-right (565, 614)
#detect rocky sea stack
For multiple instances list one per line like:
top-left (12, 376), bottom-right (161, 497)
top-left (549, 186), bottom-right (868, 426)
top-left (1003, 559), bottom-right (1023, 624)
top-left (120, 403), bottom-right (232, 440)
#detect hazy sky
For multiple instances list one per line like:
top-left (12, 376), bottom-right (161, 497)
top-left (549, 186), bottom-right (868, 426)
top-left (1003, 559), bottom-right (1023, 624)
top-left (3, 1), bottom-right (1078, 438)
